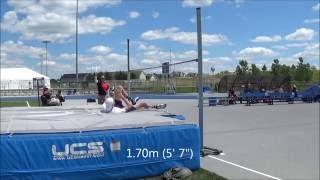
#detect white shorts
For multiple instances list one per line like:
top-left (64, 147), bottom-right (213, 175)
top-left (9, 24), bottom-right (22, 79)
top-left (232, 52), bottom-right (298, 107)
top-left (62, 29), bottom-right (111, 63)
top-left (112, 107), bottom-right (126, 113)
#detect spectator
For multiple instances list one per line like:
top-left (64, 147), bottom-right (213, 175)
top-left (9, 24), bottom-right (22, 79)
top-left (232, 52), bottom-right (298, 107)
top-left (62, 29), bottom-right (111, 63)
top-left (292, 84), bottom-right (298, 97)
top-left (97, 75), bottom-right (109, 104)
top-left (259, 85), bottom-right (265, 93)
top-left (41, 87), bottom-right (60, 106)
top-left (279, 86), bottom-right (284, 93)
top-left (56, 90), bottom-right (65, 106)
top-left (244, 82), bottom-right (252, 93)
top-left (228, 87), bottom-right (237, 104)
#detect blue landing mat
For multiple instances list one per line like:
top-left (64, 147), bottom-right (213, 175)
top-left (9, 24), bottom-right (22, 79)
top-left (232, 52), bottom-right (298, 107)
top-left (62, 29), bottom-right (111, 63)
top-left (1, 124), bottom-right (200, 179)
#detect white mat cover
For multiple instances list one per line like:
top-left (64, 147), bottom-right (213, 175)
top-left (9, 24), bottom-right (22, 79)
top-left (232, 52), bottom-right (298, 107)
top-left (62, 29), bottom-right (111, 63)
top-left (1, 106), bottom-right (185, 134)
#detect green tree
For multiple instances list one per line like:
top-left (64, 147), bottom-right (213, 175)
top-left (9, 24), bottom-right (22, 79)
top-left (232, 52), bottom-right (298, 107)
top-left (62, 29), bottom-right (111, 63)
top-left (235, 60), bottom-right (249, 75)
top-left (115, 71), bottom-right (126, 80)
top-left (271, 59), bottom-right (281, 76)
top-left (104, 72), bottom-right (112, 80)
top-left (130, 72), bottom-right (138, 79)
top-left (279, 64), bottom-right (291, 77)
top-left (312, 68), bottom-right (320, 82)
top-left (250, 64), bottom-right (261, 76)
top-left (262, 64), bottom-right (267, 72)
top-left (290, 65), bottom-right (296, 78)
top-left (294, 57), bottom-right (313, 81)
top-left (235, 65), bottom-right (242, 75)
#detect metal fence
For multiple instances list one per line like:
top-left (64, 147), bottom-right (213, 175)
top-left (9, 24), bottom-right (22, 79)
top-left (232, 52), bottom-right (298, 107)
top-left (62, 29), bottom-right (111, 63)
top-left (1, 77), bottom-right (317, 96)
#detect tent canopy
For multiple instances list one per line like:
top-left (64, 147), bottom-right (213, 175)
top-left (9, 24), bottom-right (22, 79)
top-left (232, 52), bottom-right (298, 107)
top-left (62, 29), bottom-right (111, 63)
top-left (0, 67), bottom-right (50, 90)
top-left (1, 67), bottom-right (49, 81)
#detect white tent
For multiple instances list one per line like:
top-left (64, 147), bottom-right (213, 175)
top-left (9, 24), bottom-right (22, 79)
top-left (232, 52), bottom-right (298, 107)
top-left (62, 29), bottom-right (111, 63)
top-left (0, 67), bottom-right (50, 90)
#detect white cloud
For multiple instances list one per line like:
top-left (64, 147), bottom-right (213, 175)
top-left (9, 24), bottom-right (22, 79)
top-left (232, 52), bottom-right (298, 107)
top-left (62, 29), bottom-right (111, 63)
top-left (251, 35), bottom-right (282, 43)
top-left (79, 15), bottom-right (126, 35)
top-left (272, 45), bottom-right (288, 50)
top-left (182, 0), bottom-right (214, 7)
top-left (61, 52), bottom-right (128, 72)
top-left (141, 58), bottom-right (161, 66)
top-left (203, 57), bottom-right (232, 65)
top-left (152, 11), bottom-right (160, 19)
top-left (129, 11), bottom-right (140, 19)
top-left (237, 47), bottom-right (278, 57)
top-left (293, 43), bottom-right (320, 59)
top-left (277, 57), bottom-right (299, 65)
top-left (89, 45), bottom-right (112, 54)
top-left (1, 0), bottom-right (124, 42)
top-left (276, 43), bottom-right (320, 67)
top-left (0, 40), bottom-right (62, 72)
top-left (138, 43), bottom-right (159, 51)
top-left (7, 0), bottom-right (121, 15)
top-left (1, 40), bottom-right (44, 59)
top-left (286, 43), bottom-right (309, 48)
top-left (272, 42), bottom-right (310, 50)
top-left (304, 18), bottom-right (320, 24)
top-left (58, 53), bottom-right (76, 61)
top-left (0, 50), bottom-right (24, 67)
top-left (285, 28), bottom-right (315, 41)
top-left (176, 50), bottom-right (197, 59)
top-left (312, 3), bottom-right (320, 11)
top-left (190, 15), bottom-right (211, 23)
top-left (132, 43), bottom-right (214, 73)
top-left (130, 42), bottom-right (203, 72)
top-left (36, 60), bottom-right (56, 66)
top-left (141, 27), bottom-right (230, 46)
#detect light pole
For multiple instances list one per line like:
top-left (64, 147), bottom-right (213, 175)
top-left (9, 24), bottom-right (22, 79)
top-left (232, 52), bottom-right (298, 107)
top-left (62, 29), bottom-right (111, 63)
top-left (127, 38), bottom-right (130, 96)
top-left (42, 40), bottom-right (51, 76)
top-left (39, 54), bottom-right (43, 74)
top-left (211, 66), bottom-right (215, 92)
top-left (76, 0), bottom-right (79, 87)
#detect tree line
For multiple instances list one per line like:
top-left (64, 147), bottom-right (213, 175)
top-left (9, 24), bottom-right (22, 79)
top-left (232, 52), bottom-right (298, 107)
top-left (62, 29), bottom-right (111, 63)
top-left (216, 57), bottom-right (318, 82)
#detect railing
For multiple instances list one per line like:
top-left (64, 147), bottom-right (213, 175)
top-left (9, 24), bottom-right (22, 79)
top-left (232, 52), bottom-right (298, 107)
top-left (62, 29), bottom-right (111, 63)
top-left (1, 79), bottom-right (317, 96)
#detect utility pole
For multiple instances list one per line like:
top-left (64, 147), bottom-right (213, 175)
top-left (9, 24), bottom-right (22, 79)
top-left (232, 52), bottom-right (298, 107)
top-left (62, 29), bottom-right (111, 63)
top-left (42, 40), bottom-right (50, 76)
top-left (127, 39), bottom-right (131, 96)
top-left (169, 48), bottom-right (172, 73)
top-left (76, 0), bottom-right (79, 87)
top-left (39, 54), bottom-right (43, 74)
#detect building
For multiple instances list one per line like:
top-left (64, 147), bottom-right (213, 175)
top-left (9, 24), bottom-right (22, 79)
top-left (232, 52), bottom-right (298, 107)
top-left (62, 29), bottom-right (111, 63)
top-left (0, 67), bottom-right (50, 90)
top-left (146, 74), bottom-right (159, 81)
top-left (60, 73), bottom-right (95, 88)
top-left (131, 71), bottom-right (146, 81)
top-left (171, 71), bottom-right (186, 77)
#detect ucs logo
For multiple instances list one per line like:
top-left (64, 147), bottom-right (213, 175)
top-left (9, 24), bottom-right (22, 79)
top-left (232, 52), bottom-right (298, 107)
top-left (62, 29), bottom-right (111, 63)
top-left (52, 141), bottom-right (104, 160)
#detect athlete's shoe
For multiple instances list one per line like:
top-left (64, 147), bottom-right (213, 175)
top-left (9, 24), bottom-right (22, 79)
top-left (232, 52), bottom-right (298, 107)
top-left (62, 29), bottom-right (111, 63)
top-left (134, 96), bottom-right (140, 103)
top-left (153, 104), bottom-right (167, 109)
top-left (128, 96), bottom-right (140, 105)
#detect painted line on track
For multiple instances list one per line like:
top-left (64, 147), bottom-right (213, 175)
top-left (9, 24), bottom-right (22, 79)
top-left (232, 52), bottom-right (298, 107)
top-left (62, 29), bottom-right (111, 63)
top-left (208, 155), bottom-right (282, 180)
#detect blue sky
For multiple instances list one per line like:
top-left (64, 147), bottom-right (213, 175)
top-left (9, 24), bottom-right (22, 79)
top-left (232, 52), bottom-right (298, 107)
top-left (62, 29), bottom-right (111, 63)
top-left (1, 0), bottom-right (319, 78)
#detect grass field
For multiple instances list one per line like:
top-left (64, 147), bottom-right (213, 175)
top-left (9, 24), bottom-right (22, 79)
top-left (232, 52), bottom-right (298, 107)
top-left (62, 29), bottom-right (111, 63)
top-left (0, 100), bottom-right (39, 107)
top-left (140, 168), bottom-right (227, 180)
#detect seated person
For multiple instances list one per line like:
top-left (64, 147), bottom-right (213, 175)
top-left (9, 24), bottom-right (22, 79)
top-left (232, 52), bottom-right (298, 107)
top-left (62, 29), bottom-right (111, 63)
top-left (105, 86), bottom-right (166, 113)
top-left (56, 90), bottom-right (65, 106)
top-left (228, 87), bottom-right (237, 104)
top-left (41, 87), bottom-right (60, 106)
